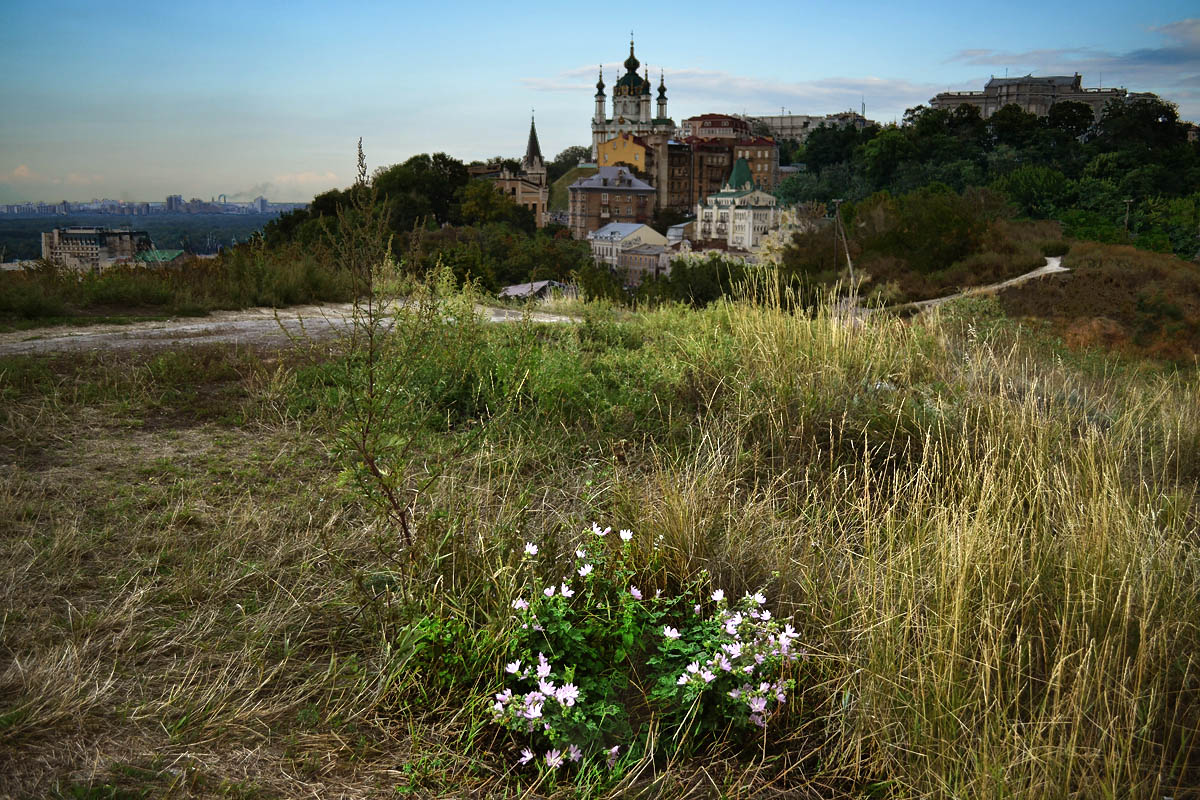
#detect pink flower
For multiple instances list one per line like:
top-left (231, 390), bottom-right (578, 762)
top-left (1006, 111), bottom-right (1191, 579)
top-left (711, 589), bottom-right (725, 603)
top-left (749, 591), bottom-right (766, 605)
top-left (700, 669), bottom-right (716, 683)
top-left (716, 654), bottom-right (732, 671)
top-left (512, 598), bottom-right (528, 611)
top-left (568, 743), bottom-right (583, 762)
top-left (619, 528), bottom-right (633, 542)
top-left (592, 523), bottom-right (610, 537)
top-left (519, 747), bottom-right (534, 764)
top-left (749, 713), bottom-right (765, 728)
top-left (607, 745), bottom-right (620, 768)
top-left (560, 582), bottom-right (574, 598)
top-left (539, 678), bottom-right (556, 695)
top-left (694, 604), bottom-right (702, 614)
top-left (505, 660), bottom-right (522, 674)
top-left (524, 542), bottom-right (538, 556)
top-left (578, 563), bottom-right (594, 577)
top-left (728, 687), bottom-right (742, 699)
top-left (543, 585), bottom-right (555, 598)
top-left (663, 626), bottom-right (681, 639)
top-left (575, 548), bottom-right (586, 558)
top-left (629, 585), bottom-right (642, 600)
top-left (545, 749), bottom-right (564, 769)
top-left (748, 696), bottom-right (768, 714)
top-left (524, 702), bottom-right (543, 719)
top-left (555, 683), bottom-right (580, 707)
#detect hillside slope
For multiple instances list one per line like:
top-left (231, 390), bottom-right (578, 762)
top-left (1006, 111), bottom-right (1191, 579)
top-left (549, 165), bottom-right (598, 211)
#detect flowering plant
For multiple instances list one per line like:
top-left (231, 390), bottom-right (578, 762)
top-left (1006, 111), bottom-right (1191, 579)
top-left (491, 524), bottom-right (805, 773)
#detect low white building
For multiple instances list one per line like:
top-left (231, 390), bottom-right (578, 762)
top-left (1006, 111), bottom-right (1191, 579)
top-left (586, 222), bottom-right (667, 268)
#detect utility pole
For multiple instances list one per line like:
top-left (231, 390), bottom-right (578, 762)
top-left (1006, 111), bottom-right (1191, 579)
top-left (1124, 198), bottom-right (1133, 234)
top-left (831, 198), bottom-right (842, 272)
top-left (831, 198), bottom-right (857, 305)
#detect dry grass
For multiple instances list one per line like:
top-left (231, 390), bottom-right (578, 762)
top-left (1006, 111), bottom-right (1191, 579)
top-left (1, 292), bottom-right (1198, 798)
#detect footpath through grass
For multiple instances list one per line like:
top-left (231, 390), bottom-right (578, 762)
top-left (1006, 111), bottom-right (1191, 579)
top-left (1, 288), bottom-right (1198, 798)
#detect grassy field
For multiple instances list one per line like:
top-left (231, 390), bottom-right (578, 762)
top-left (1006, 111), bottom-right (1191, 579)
top-left (2, 280), bottom-right (1198, 798)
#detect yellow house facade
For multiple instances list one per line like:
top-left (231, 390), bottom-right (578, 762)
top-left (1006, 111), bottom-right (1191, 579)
top-left (596, 133), bottom-right (649, 174)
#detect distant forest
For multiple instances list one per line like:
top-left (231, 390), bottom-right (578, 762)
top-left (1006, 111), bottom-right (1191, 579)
top-left (0, 214), bottom-right (275, 261)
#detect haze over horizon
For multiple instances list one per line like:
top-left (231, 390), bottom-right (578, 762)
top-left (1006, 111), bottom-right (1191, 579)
top-left (2, 0), bottom-right (1197, 204)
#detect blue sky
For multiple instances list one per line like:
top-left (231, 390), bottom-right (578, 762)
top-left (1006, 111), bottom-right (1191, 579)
top-left (1, 0), bottom-right (1196, 202)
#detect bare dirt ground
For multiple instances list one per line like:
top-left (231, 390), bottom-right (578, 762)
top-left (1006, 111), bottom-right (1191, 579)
top-left (0, 261), bottom-right (1070, 357)
top-left (0, 303), bottom-right (578, 356)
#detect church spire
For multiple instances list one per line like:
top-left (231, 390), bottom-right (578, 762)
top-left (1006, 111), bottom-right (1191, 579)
top-left (624, 32), bottom-right (640, 74)
top-left (522, 113), bottom-right (544, 172)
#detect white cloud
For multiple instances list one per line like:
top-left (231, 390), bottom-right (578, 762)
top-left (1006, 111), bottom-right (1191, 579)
top-left (4, 164), bottom-right (39, 182)
top-left (522, 65), bottom-right (938, 119)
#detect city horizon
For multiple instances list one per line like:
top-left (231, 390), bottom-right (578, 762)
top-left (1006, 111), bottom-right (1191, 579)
top-left (3, 1), bottom-right (1197, 204)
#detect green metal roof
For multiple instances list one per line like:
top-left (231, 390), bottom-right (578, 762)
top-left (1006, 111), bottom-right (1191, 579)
top-left (726, 158), bottom-right (752, 191)
top-left (135, 249), bottom-right (185, 263)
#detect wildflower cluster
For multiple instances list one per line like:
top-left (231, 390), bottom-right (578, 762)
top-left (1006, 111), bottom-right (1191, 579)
top-left (493, 523), bottom-right (806, 772)
top-left (664, 589), bottom-right (803, 729)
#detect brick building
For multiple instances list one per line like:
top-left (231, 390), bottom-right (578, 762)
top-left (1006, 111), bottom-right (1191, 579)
top-left (568, 167), bottom-right (656, 239)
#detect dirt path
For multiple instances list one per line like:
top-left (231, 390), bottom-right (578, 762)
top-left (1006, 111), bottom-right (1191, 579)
top-left (0, 303), bottom-right (578, 356)
top-left (0, 260), bottom-right (1070, 356)
top-left (889, 257), bottom-right (1068, 313)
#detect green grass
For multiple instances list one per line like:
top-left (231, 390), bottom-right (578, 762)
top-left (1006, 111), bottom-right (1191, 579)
top-left (548, 165), bottom-right (598, 212)
top-left (1, 284), bottom-right (1198, 797)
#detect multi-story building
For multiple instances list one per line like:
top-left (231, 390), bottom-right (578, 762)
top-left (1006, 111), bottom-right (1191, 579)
top-left (739, 111), bottom-right (872, 143)
top-left (41, 226), bottom-right (153, 271)
top-left (568, 166), bottom-right (656, 239)
top-left (732, 137), bottom-right (781, 191)
top-left (695, 159), bottom-right (781, 253)
top-left (930, 74), bottom-right (1157, 120)
top-left (596, 132), bottom-right (651, 174)
top-left (679, 114), bottom-right (751, 139)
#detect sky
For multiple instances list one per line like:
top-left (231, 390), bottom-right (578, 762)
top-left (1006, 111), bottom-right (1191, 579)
top-left (1, 0), bottom-right (1197, 203)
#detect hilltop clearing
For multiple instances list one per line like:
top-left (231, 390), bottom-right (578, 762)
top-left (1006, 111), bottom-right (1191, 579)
top-left (3, 285), bottom-right (1197, 798)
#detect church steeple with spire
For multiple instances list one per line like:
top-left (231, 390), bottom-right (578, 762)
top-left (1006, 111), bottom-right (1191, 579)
top-left (521, 113), bottom-right (545, 175)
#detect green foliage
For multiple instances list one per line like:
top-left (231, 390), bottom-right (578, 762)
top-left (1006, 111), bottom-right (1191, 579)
top-left (776, 96), bottom-right (1200, 259)
top-left (491, 527), bottom-right (803, 772)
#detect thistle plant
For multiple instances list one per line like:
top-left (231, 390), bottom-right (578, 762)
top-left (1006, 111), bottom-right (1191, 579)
top-left (490, 523), bottom-right (806, 774)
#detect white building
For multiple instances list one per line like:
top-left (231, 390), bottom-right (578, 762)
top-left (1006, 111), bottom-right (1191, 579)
top-left (586, 222), bottom-right (667, 268)
top-left (695, 158), bottom-right (780, 252)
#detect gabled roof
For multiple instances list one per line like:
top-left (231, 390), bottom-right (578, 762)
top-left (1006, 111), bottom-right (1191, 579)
top-left (569, 167), bottom-right (654, 191)
top-left (587, 222), bottom-right (648, 241)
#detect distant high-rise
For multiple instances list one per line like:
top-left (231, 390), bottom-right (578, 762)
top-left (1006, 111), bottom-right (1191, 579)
top-left (165, 194), bottom-right (184, 212)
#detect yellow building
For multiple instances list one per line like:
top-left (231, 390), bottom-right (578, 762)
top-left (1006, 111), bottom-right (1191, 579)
top-left (597, 132), bottom-right (650, 174)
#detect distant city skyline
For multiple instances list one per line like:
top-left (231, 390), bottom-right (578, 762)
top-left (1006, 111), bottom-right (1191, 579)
top-left (2, 1), bottom-right (1197, 203)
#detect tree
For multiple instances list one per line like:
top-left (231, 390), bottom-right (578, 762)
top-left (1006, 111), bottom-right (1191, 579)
top-left (1047, 101), bottom-right (1095, 139)
top-left (993, 165), bottom-right (1073, 219)
top-left (988, 104), bottom-right (1042, 149)
top-left (452, 180), bottom-right (535, 233)
top-left (1093, 98), bottom-right (1186, 155)
top-left (373, 153), bottom-right (469, 229)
